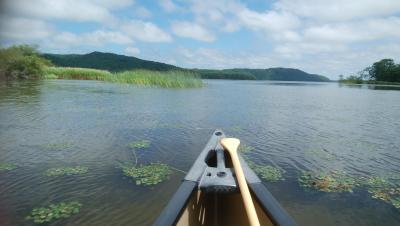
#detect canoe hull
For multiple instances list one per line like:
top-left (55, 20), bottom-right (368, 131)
top-left (153, 130), bottom-right (297, 226)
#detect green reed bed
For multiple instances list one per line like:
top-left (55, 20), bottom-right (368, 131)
top-left (43, 67), bottom-right (203, 88)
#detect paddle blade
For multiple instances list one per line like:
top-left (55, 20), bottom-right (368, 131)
top-left (220, 138), bottom-right (240, 154)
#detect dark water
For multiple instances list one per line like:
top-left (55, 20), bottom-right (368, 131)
top-left (0, 80), bottom-right (399, 226)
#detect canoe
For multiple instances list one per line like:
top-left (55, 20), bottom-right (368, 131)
top-left (153, 130), bottom-right (298, 226)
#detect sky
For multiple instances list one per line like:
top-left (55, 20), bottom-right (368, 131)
top-left (0, 0), bottom-right (400, 79)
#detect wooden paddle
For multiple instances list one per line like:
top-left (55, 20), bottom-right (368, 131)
top-left (220, 138), bottom-right (261, 226)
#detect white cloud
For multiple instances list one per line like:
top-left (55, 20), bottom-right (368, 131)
top-left (159, 0), bottom-right (182, 13)
top-left (134, 6), bottom-right (152, 18)
top-left (48, 30), bottom-right (133, 48)
top-left (171, 21), bottom-right (216, 42)
top-left (0, 16), bottom-right (54, 40)
top-left (2, 0), bottom-right (134, 23)
top-left (238, 9), bottom-right (300, 32)
top-left (304, 17), bottom-right (400, 43)
top-left (125, 46), bottom-right (141, 55)
top-left (275, 0), bottom-right (400, 22)
top-left (121, 20), bottom-right (172, 43)
top-left (3, 0), bottom-right (113, 22)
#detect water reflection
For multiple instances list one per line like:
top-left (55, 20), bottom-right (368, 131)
top-left (0, 80), bottom-right (399, 226)
top-left (338, 83), bottom-right (400, 91)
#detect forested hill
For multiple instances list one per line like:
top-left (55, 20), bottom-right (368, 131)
top-left (42, 51), bottom-right (179, 72)
top-left (196, 68), bottom-right (330, 81)
top-left (43, 51), bottom-right (330, 81)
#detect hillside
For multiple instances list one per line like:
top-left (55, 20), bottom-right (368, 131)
top-left (42, 52), bottom-right (179, 72)
top-left (239, 68), bottom-right (330, 82)
top-left (43, 51), bottom-right (330, 82)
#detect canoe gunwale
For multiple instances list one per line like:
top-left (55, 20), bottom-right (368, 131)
top-left (153, 129), bottom-right (298, 226)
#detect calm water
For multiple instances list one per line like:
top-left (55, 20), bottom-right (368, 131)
top-left (0, 80), bottom-right (399, 226)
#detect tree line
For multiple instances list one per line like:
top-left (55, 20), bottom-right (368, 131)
top-left (0, 45), bottom-right (51, 80)
top-left (340, 59), bottom-right (400, 83)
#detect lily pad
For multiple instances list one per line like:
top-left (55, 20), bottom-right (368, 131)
top-left (238, 144), bottom-right (254, 154)
top-left (0, 163), bottom-right (16, 171)
top-left (122, 163), bottom-right (172, 186)
top-left (361, 176), bottom-right (400, 208)
top-left (299, 171), bottom-right (357, 192)
top-left (305, 148), bottom-right (336, 160)
top-left (42, 142), bottom-right (72, 151)
top-left (46, 166), bottom-right (88, 177)
top-left (128, 140), bottom-right (150, 149)
top-left (26, 201), bottom-right (82, 224)
top-left (249, 163), bottom-right (284, 182)
top-left (391, 197), bottom-right (400, 209)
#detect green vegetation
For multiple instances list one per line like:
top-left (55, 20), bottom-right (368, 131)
top-left (340, 59), bottom-right (400, 84)
top-left (0, 163), bottom-right (17, 171)
top-left (361, 176), bottom-right (400, 209)
top-left (0, 45), bottom-right (51, 80)
top-left (42, 51), bottom-right (178, 72)
top-left (305, 148), bottom-right (336, 160)
top-left (46, 166), bottom-right (88, 176)
top-left (26, 201), bottom-right (82, 224)
top-left (128, 140), bottom-right (151, 166)
top-left (44, 67), bottom-right (203, 88)
top-left (197, 68), bottom-right (329, 81)
top-left (43, 51), bottom-right (329, 81)
top-left (128, 140), bottom-right (150, 149)
top-left (238, 144), bottom-right (254, 154)
top-left (238, 143), bottom-right (284, 182)
top-left (298, 171), bottom-right (357, 192)
top-left (121, 163), bottom-right (172, 186)
top-left (42, 142), bottom-right (73, 151)
top-left (196, 69), bottom-right (256, 80)
top-left (249, 163), bottom-right (284, 182)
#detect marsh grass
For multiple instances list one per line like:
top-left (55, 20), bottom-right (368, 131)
top-left (43, 67), bottom-right (203, 88)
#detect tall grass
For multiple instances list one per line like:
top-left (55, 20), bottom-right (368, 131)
top-left (43, 67), bottom-right (203, 88)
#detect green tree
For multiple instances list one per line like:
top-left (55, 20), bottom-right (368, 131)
top-left (366, 59), bottom-right (400, 82)
top-left (0, 44), bottom-right (51, 80)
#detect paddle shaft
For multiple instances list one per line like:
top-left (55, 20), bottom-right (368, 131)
top-left (221, 138), bottom-right (261, 226)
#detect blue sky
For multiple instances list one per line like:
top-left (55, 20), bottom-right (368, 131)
top-left (1, 0), bottom-right (400, 79)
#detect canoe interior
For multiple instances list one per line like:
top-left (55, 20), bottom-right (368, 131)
top-left (176, 189), bottom-right (275, 226)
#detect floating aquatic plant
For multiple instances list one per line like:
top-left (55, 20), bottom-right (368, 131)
top-left (42, 142), bottom-right (72, 151)
top-left (122, 163), bottom-right (172, 186)
top-left (0, 163), bottom-right (16, 171)
top-left (128, 140), bottom-right (150, 149)
top-left (305, 148), bottom-right (336, 160)
top-left (26, 201), bottom-right (82, 224)
top-left (250, 163), bottom-right (284, 182)
top-left (391, 197), bottom-right (400, 209)
top-left (238, 144), bottom-right (254, 154)
top-left (46, 166), bottom-right (88, 177)
top-left (299, 171), bottom-right (357, 192)
top-left (361, 176), bottom-right (400, 208)
top-left (230, 126), bottom-right (242, 132)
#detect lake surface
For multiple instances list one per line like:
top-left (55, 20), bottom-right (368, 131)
top-left (0, 79), bottom-right (399, 226)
